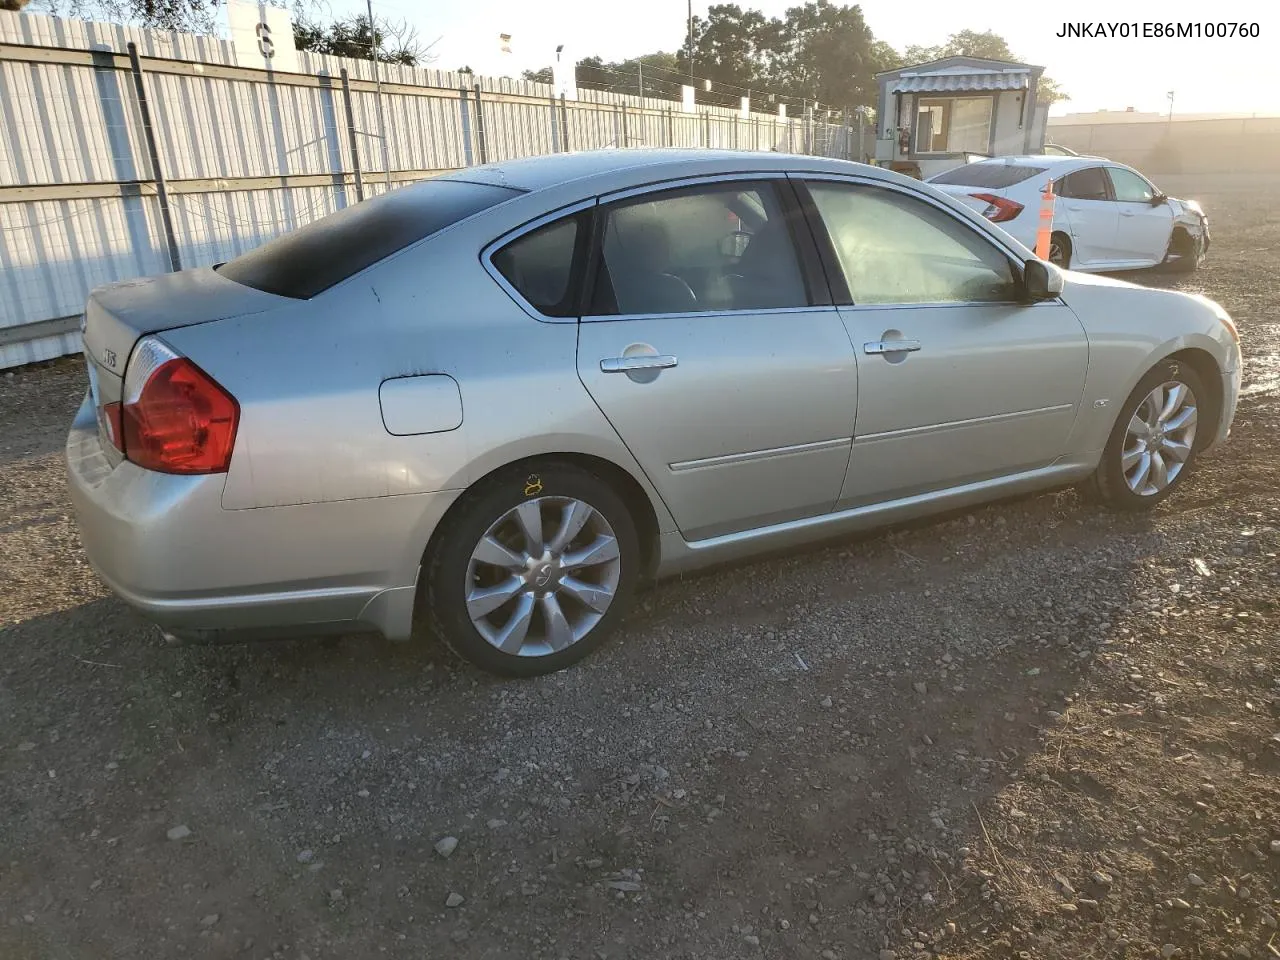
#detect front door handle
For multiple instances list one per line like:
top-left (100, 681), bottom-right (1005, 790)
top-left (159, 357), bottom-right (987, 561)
top-left (600, 355), bottom-right (678, 373)
top-left (1119, 210), bottom-right (1135, 217)
top-left (864, 340), bottom-right (921, 355)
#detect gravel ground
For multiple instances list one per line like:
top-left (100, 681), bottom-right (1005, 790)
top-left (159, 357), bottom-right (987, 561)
top-left (2, 174), bottom-right (1277, 960)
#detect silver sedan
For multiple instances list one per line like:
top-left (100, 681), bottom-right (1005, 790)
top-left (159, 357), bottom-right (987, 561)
top-left (66, 149), bottom-right (1243, 675)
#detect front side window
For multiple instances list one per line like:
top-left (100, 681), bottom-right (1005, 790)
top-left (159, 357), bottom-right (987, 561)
top-left (808, 181), bottom-right (1019, 306)
top-left (1057, 167), bottom-right (1110, 201)
top-left (590, 181), bottom-right (809, 316)
top-left (915, 97), bottom-right (993, 154)
top-left (1108, 167), bottom-right (1156, 202)
top-left (491, 215), bottom-right (581, 316)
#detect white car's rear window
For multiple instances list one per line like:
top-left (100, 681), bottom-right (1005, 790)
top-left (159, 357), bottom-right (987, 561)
top-left (931, 163), bottom-right (1048, 189)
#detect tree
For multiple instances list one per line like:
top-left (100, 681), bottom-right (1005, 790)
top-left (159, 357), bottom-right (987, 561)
top-left (2, 0), bottom-right (32, 10)
top-left (770, 0), bottom-right (880, 110)
top-left (524, 52), bottom-right (682, 100)
top-left (31, 0), bottom-right (229, 31)
top-left (676, 3), bottom-right (777, 94)
top-left (293, 14), bottom-right (435, 66)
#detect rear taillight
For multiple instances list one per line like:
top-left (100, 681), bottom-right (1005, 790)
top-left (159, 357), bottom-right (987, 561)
top-left (970, 193), bottom-right (1024, 223)
top-left (120, 339), bottom-right (238, 474)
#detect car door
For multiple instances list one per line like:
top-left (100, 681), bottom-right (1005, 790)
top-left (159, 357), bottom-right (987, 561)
top-left (1107, 165), bottom-right (1175, 265)
top-left (575, 177), bottom-right (858, 541)
top-left (1054, 166), bottom-right (1119, 264)
top-left (795, 176), bottom-right (1090, 508)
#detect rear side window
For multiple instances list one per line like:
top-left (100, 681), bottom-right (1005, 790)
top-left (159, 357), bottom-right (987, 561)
top-left (491, 215), bottom-right (582, 316)
top-left (1057, 167), bottom-right (1110, 201)
top-left (930, 162), bottom-right (1047, 188)
top-left (217, 180), bottom-right (521, 299)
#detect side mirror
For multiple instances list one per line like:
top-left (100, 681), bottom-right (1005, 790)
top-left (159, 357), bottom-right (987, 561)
top-left (720, 230), bottom-right (751, 258)
top-left (1150, 192), bottom-right (1168, 206)
top-left (1024, 258), bottom-right (1064, 301)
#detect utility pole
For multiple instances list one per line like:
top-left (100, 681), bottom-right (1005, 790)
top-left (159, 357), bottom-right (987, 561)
top-left (638, 59), bottom-right (643, 101)
top-left (367, 0), bottom-right (391, 188)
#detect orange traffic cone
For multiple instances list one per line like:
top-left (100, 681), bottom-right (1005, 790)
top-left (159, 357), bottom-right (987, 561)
top-left (1034, 178), bottom-right (1056, 260)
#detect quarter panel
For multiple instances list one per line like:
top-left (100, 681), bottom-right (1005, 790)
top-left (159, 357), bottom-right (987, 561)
top-left (165, 204), bottom-right (679, 537)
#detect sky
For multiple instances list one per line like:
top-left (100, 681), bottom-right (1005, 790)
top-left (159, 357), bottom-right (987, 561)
top-left (321, 0), bottom-right (1279, 117)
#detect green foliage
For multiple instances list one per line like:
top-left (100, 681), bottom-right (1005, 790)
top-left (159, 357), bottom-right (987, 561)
top-left (292, 13), bottom-right (430, 66)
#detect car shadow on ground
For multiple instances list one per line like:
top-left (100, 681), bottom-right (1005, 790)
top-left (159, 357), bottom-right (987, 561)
top-left (1, 487), bottom-right (1164, 958)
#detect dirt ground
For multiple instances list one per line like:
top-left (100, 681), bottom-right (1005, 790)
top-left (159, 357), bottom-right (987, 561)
top-left (1, 173), bottom-right (1277, 960)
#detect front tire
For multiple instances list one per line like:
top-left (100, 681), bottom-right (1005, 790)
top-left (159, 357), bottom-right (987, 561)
top-left (1082, 360), bottom-right (1206, 511)
top-left (1048, 231), bottom-right (1072, 269)
top-left (1163, 229), bottom-right (1204, 274)
top-left (422, 462), bottom-right (640, 677)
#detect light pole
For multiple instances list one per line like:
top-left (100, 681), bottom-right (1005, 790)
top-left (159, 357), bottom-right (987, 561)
top-left (1166, 89), bottom-right (1175, 129)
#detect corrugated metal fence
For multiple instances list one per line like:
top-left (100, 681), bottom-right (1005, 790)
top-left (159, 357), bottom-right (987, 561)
top-left (0, 11), bottom-right (865, 369)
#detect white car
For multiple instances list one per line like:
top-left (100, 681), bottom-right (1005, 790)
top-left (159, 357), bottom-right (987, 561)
top-left (927, 156), bottom-right (1210, 274)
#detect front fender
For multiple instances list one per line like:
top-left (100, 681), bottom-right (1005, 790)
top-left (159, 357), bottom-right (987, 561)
top-left (1059, 280), bottom-right (1236, 459)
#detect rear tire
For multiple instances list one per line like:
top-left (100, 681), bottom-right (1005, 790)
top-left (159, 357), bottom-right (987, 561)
top-left (1081, 359), bottom-right (1206, 511)
top-left (422, 461), bottom-right (640, 677)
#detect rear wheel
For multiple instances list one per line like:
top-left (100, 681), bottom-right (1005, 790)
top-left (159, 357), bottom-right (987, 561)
top-left (1081, 360), bottom-right (1205, 511)
top-left (422, 462), bottom-right (640, 677)
top-left (1048, 231), bottom-right (1071, 268)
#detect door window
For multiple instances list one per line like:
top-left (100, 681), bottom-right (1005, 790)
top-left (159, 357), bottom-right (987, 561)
top-left (1056, 167), bottom-right (1110, 201)
top-left (1107, 167), bottom-right (1157, 202)
top-left (590, 181), bottom-right (810, 316)
top-left (915, 97), bottom-right (993, 154)
top-left (807, 181), bottom-right (1019, 305)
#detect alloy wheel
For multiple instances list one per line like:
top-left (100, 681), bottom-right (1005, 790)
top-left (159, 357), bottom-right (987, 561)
top-left (1121, 380), bottom-right (1198, 496)
top-left (465, 497), bottom-right (621, 657)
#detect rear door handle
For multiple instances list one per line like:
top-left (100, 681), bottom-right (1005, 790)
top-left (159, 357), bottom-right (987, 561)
top-left (864, 340), bottom-right (921, 355)
top-left (600, 355), bottom-right (678, 373)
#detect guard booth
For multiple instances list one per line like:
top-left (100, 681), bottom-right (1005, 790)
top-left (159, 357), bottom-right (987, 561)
top-left (873, 56), bottom-right (1048, 179)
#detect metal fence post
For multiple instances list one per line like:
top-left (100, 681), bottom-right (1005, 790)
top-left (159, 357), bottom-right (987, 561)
top-left (473, 82), bottom-right (489, 165)
top-left (125, 42), bottom-right (180, 273)
top-left (340, 68), bottom-right (364, 201)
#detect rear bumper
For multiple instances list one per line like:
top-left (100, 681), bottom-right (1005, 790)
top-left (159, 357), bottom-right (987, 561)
top-left (65, 394), bottom-right (459, 641)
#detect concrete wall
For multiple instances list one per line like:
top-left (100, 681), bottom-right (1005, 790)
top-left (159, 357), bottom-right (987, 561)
top-left (1048, 116), bottom-right (1280, 174)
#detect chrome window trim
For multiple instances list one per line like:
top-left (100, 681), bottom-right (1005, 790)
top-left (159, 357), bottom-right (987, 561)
top-left (481, 198), bottom-right (597, 325)
top-left (791, 171), bottom-right (1065, 308)
top-left (582, 305), bottom-right (832, 324)
top-left (585, 172), bottom-right (816, 322)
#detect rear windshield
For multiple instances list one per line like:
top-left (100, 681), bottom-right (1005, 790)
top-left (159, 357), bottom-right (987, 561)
top-left (931, 162), bottom-right (1047, 188)
top-left (217, 179), bottom-right (522, 299)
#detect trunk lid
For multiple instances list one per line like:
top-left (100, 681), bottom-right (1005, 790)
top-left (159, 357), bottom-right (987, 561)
top-left (931, 183), bottom-right (1001, 215)
top-left (81, 267), bottom-right (292, 465)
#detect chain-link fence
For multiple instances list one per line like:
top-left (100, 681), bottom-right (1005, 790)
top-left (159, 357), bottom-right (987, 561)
top-left (0, 11), bottom-right (873, 368)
